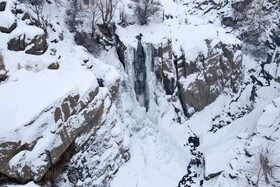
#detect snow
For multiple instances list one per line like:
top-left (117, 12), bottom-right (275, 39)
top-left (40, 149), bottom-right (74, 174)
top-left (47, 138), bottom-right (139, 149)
top-left (6, 182), bottom-right (39, 187)
top-left (0, 0), bottom-right (279, 186)
top-left (111, 125), bottom-right (188, 187)
top-left (0, 8), bottom-right (15, 29)
top-left (91, 58), bottom-right (120, 87)
top-left (10, 22), bottom-right (44, 39)
top-left (0, 69), bottom-right (97, 136)
top-left (204, 139), bottom-right (241, 177)
top-left (117, 19), bottom-right (240, 62)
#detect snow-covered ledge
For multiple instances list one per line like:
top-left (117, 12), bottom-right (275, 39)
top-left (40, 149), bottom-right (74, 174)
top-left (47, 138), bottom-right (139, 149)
top-left (0, 69), bottom-right (113, 182)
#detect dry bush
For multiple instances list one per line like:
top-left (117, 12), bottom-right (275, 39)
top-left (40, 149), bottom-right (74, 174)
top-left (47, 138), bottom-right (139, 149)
top-left (0, 51), bottom-right (8, 82)
top-left (132, 0), bottom-right (161, 25)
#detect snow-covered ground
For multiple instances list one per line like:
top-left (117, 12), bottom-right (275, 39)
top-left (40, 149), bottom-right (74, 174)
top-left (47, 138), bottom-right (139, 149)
top-left (0, 69), bottom-right (97, 136)
top-left (1, 0), bottom-right (279, 186)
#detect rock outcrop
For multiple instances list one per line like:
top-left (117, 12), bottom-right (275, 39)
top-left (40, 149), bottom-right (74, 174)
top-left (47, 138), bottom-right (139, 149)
top-left (157, 38), bottom-right (176, 95)
top-left (0, 1), bottom-right (6, 11)
top-left (155, 37), bottom-right (243, 117)
top-left (8, 26), bottom-right (48, 55)
top-left (177, 40), bottom-right (243, 116)
top-left (0, 10), bottom-right (17, 33)
top-left (0, 71), bottom-right (126, 185)
top-left (25, 33), bottom-right (48, 55)
top-left (7, 34), bottom-right (25, 51)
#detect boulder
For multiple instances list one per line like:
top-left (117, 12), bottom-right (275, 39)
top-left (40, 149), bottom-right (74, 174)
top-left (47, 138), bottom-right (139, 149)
top-left (7, 26), bottom-right (48, 55)
top-left (0, 1), bottom-right (6, 11)
top-left (7, 34), bottom-right (26, 51)
top-left (0, 73), bottom-right (7, 82)
top-left (25, 34), bottom-right (48, 55)
top-left (0, 12), bottom-right (17, 33)
top-left (48, 62), bottom-right (60, 70)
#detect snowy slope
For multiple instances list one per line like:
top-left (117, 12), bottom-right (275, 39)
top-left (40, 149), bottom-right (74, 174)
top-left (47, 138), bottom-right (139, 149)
top-left (0, 69), bottom-right (97, 136)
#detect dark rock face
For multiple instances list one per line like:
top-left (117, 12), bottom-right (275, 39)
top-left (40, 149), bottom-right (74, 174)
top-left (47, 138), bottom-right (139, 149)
top-left (7, 34), bottom-right (26, 51)
top-left (188, 137), bottom-right (200, 148)
top-left (157, 39), bottom-right (176, 95)
top-left (0, 21), bottom-right (17, 33)
top-left (177, 40), bottom-right (243, 116)
top-left (8, 32), bottom-right (48, 55)
top-left (134, 34), bottom-right (148, 109)
top-left (115, 34), bottom-right (126, 67)
top-left (48, 62), bottom-right (60, 70)
top-left (222, 17), bottom-right (237, 27)
top-left (0, 78), bottom-right (126, 185)
top-left (0, 1), bottom-right (6, 11)
top-left (25, 34), bottom-right (48, 55)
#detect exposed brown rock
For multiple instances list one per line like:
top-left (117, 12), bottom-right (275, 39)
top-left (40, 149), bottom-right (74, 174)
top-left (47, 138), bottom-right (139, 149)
top-left (25, 34), bottom-right (48, 55)
top-left (177, 40), bottom-right (243, 116)
top-left (0, 21), bottom-right (17, 34)
top-left (7, 34), bottom-right (26, 51)
top-left (47, 62), bottom-right (60, 70)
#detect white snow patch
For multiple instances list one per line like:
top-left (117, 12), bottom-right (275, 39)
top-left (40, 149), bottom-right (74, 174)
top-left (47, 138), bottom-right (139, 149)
top-left (0, 69), bottom-right (97, 136)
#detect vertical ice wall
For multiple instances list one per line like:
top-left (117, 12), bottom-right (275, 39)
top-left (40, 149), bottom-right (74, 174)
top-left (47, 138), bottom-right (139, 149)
top-left (124, 34), bottom-right (157, 114)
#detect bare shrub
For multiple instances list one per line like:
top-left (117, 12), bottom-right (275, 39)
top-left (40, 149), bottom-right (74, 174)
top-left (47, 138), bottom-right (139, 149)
top-left (74, 31), bottom-right (102, 57)
top-left (0, 51), bottom-right (8, 82)
top-left (19, 0), bottom-right (49, 32)
top-left (245, 144), bottom-right (280, 187)
top-left (65, 0), bottom-right (82, 33)
top-left (96, 0), bottom-right (119, 26)
top-left (132, 0), bottom-right (161, 25)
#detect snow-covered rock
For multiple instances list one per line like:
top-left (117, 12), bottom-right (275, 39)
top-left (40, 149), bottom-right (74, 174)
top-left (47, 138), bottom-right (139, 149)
top-left (8, 24), bottom-right (47, 55)
top-left (0, 8), bottom-right (16, 33)
top-left (0, 69), bottom-right (125, 184)
top-left (178, 39), bottom-right (243, 116)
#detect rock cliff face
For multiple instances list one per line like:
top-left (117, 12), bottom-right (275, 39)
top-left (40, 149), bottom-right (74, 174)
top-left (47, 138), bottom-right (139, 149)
top-left (0, 71), bottom-right (127, 186)
top-left (157, 38), bottom-right (176, 95)
top-left (178, 40), bottom-right (243, 116)
top-left (155, 38), bottom-right (243, 117)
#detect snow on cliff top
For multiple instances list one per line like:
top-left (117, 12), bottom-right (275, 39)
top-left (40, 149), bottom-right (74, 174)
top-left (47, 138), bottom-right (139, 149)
top-left (0, 69), bottom-right (98, 136)
top-left (117, 16), bottom-right (239, 62)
